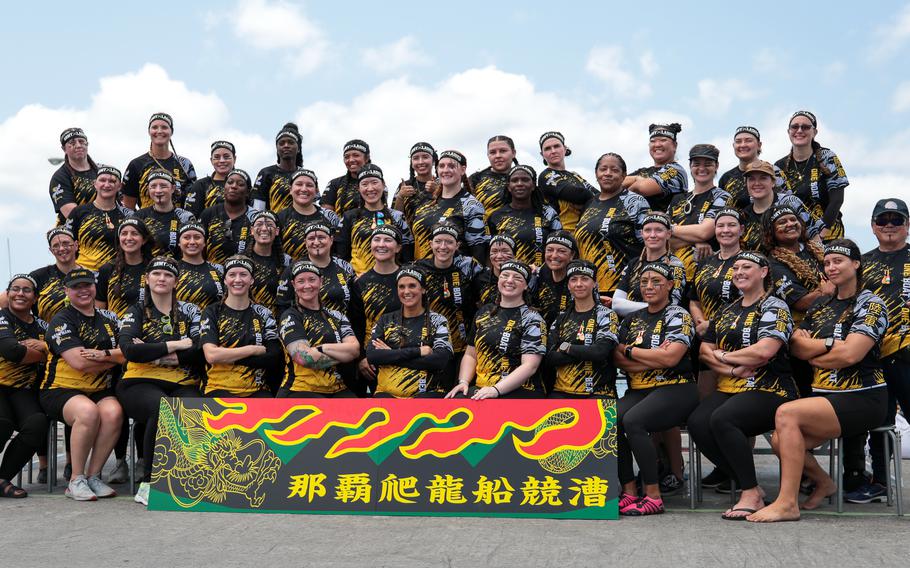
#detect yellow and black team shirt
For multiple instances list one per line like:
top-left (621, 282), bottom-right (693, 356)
top-left (741, 193), bottom-right (823, 251)
top-left (200, 302), bottom-right (278, 396)
top-left (531, 267), bottom-right (572, 326)
top-left (687, 253), bottom-right (739, 321)
top-left (800, 290), bottom-right (888, 392)
top-left (392, 179), bottom-right (432, 228)
top-left (29, 265), bottom-right (70, 324)
top-left (0, 308), bottom-right (47, 389)
top-left (412, 190), bottom-right (487, 259)
top-left (123, 153), bottom-right (197, 209)
top-left (337, 208), bottom-right (414, 275)
top-left (628, 161), bottom-right (688, 213)
top-left (66, 203), bottom-right (134, 271)
top-left (776, 147), bottom-right (849, 242)
top-left (276, 257), bottom-right (359, 316)
top-left (276, 207), bottom-right (341, 262)
top-left (667, 186), bottom-right (731, 280)
top-left (546, 305), bottom-right (619, 397)
top-left (43, 306), bottom-right (120, 393)
top-left (355, 269), bottom-right (400, 345)
top-left (468, 168), bottom-right (510, 222)
top-left (49, 164), bottom-right (97, 225)
top-left (176, 260), bottom-right (224, 311)
top-left (470, 304), bottom-right (546, 393)
top-left (718, 164), bottom-right (787, 210)
top-left (96, 261), bottom-right (147, 319)
top-left (769, 245), bottom-right (823, 324)
top-left (323, 173), bottom-right (361, 216)
top-left (198, 205), bottom-right (257, 266)
top-left (618, 304), bottom-right (695, 390)
top-left (574, 190), bottom-right (649, 294)
top-left (705, 296), bottom-right (797, 398)
top-left (862, 244), bottom-right (910, 358)
top-left (417, 256), bottom-right (483, 354)
top-left (118, 301), bottom-right (201, 386)
top-left (487, 204), bottom-right (562, 267)
top-left (253, 165), bottom-right (298, 214)
top-left (617, 254), bottom-right (688, 307)
top-left (368, 310), bottom-right (453, 398)
top-left (277, 306), bottom-right (354, 394)
top-left (134, 207), bottom-right (196, 257)
top-left (475, 268), bottom-right (500, 307)
top-left (538, 168), bottom-right (597, 233)
top-left (183, 176), bottom-right (225, 219)
top-left (249, 252), bottom-right (291, 317)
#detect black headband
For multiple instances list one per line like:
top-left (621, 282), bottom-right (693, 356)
top-left (344, 140), bottom-right (370, 155)
top-left (224, 256), bottom-right (254, 275)
top-left (149, 112), bottom-right (173, 130)
top-left (372, 225), bottom-right (402, 243)
top-left (824, 244), bottom-right (861, 261)
top-left (227, 168), bottom-right (251, 187)
top-left (566, 261), bottom-right (596, 280)
top-left (538, 131), bottom-right (565, 148)
top-left (715, 207), bottom-right (742, 223)
top-left (60, 127), bottom-right (86, 146)
top-left (439, 150), bottom-right (467, 167)
top-left (769, 206), bottom-right (799, 225)
top-left (643, 213), bottom-right (672, 229)
top-left (178, 223), bottom-right (206, 238)
top-left (304, 222), bottom-right (333, 237)
top-left (431, 224), bottom-right (460, 240)
top-left (489, 234), bottom-right (516, 250)
top-left (396, 266), bottom-right (425, 286)
top-left (8, 274), bottom-right (37, 290)
top-left (147, 170), bottom-right (174, 185)
top-left (790, 110), bottom-right (817, 127)
top-left (546, 232), bottom-right (576, 251)
top-left (118, 217), bottom-right (146, 234)
top-left (509, 164), bottom-right (537, 180)
top-left (500, 260), bottom-right (531, 282)
top-left (211, 140), bottom-right (236, 155)
top-left (734, 251), bottom-right (769, 268)
top-left (641, 262), bottom-right (672, 280)
top-left (147, 258), bottom-right (179, 277)
top-left (357, 164), bottom-right (384, 182)
top-left (96, 164), bottom-right (122, 180)
top-left (735, 126), bottom-right (761, 140)
top-left (290, 260), bottom-right (320, 279)
top-left (47, 227), bottom-right (74, 244)
top-left (290, 168), bottom-right (318, 186)
top-left (252, 210), bottom-right (278, 225)
top-left (410, 142), bottom-right (436, 159)
top-left (276, 126), bottom-right (300, 143)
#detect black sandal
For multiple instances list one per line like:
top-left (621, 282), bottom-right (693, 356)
top-left (0, 479), bottom-right (27, 499)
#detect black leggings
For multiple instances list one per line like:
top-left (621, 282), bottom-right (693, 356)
top-left (116, 380), bottom-right (201, 482)
top-left (687, 390), bottom-right (787, 490)
top-left (0, 387), bottom-right (48, 480)
top-left (617, 383), bottom-right (698, 486)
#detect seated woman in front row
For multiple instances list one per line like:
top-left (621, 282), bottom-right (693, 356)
top-left (366, 265), bottom-right (453, 398)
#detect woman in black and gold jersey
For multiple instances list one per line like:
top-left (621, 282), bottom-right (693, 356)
top-left (411, 150), bottom-right (487, 263)
top-left (67, 165), bottom-right (133, 272)
top-left (367, 266), bottom-right (453, 398)
top-left (544, 260), bottom-right (619, 398)
top-left (538, 131), bottom-right (597, 233)
top-left (469, 135), bottom-right (519, 221)
top-left (49, 127), bottom-right (98, 223)
top-left (575, 153), bottom-right (649, 298)
top-left (447, 260), bottom-right (546, 399)
top-left (134, 170), bottom-right (196, 257)
top-left (689, 208), bottom-right (744, 338)
top-left (613, 262), bottom-right (698, 516)
top-left (248, 211), bottom-right (291, 317)
top-left (252, 123), bottom-right (303, 213)
top-left (40, 268), bottom-right (124, 501)
top-left (691, 251), bottom-right (796, 520)
top-left (277, 261), bottom-right (361, 397)
top-left (323, 139), bottom-right (370, 216)
top-left (115, 257), bottom-right (202, 499)
top-left (122, 113), bottom-right (196, 210)
top-left (199, 256), bottom-right (282, 398)
top-left (183, 141), bottom-right (236, 218)
top-left (531, 231), bottom-right (577, 326)
top-left (175, 224), bottom-right (224, 310)
top-left (475, 235), bottom-right (516, 307)
top-left (775, 111), bottom-right (849, 243)
top-left (392, 142), bottom-right (438, 227)
top-left (487, 165), bottom-right (561, 267)
top-left (96, 219), bottom-right (153, 318)
top-left (718, 126), bottom-right (783, 210)
top-left (356, 226), bottom-right (403, 384)
top-left (277, 168), bottom-right (341, 262)
top-left (624, 123), bottom-right (688, 213)
top-left (25, 228), bottom-right (79, 325)
top-left (750, 240), bottom-right (889, 523)
top-left (336, 164), bottom-right (413, 275)
top-left (740, 160), bottom-right (821, 251)
top-left (199, 169), bottom-right (258, 266)
top-left (0, 275), bottom-right (49, 498)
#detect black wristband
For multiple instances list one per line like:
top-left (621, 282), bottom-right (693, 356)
top-left (625, 345), bottom-right (634, 360)
top-left (492, 385), bottom-right (501, 397)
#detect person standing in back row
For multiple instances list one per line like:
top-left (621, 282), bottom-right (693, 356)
top-left (323, 139), bottom-right (370, 216)
top-left (252, 123), bottom-right (304, 213)
top-left (538, 131), bottom-right (597, 232)
top-left (49, 128), bottom-right (98, 224)
top-left (624, 123), bottom-right (688, 213)
top-left (122, 112), bottom-right (196, 210)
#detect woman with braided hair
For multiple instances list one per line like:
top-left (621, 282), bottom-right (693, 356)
top-left (252, 123), bottom-right (304, 213)
top-left (393, 142), bottom-right (439, 227)
top-left (96, 218), bottom-right (154, 318)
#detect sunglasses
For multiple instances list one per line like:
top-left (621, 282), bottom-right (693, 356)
top-left (788, 124), bottom-right (814, 132)
top-left (874, 215), bottom-right (907, 227)
top-left (161, 315), bottom-right (173, 335)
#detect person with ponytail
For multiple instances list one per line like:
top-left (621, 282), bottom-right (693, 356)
top-left (775, 111), bottom-right (849, 242)
top-left (198, 168), bottom-right (258, 266)
top-left (623, 123), bottom-right (688, 213)
top-left (366, 266), bottom-right (453, 398)
top-left (49, 127), bottom-right (99, 223)
top-left (175, 224), bottom-right (225, 311)
top-left (183, 140), bottom-right (237, 218)
top-left (469, 135), bottom-right (520, 221)
top-left (134, 169), bottom-right (196, 257)
top-left (252, 123), bottom-right (304, 213)
top-left (122, 112), bottom-right (196, 210)
top-left (487, 164), bottom-right (561, 267)
top-left (248, 210), bottom-right (291, 317)
top-left (749, 239), bottom-right (889, 522)
top-left (476, 235), bottom-right (516, 307)
top-left (393, 142), bottom-right (439, 227)
top-left (96, 218), bottom-right (153, 318)
top-left (538, 131), bottom-right (597, 232)
top-left (692, 251), bottom-right (797, 520)
top-left (323, 139), bottom-right (370, 216)
top-left (411, 149), bottom-right (487, 263)
top-left (67, 165), bottom-right (134, 272)
top-left (276, 261), bottom-right (361, 397)
top-left (531, 231), bottom-right (577, 326)
top-left (277, 168), bottom-right (341, 262)
top-left (740, 160), bottom-right (821, 251)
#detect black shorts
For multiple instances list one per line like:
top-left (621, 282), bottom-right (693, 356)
top-left (39, 388), bottom-right (116, 422)
top-left (549, 390), bottom-right (614, 400)
top-left (275, 388), bottom-right (356, 398)
top-left (206, 389), bottom-right (273, 399)
top-left (822, 387), bottom-right (888, 437)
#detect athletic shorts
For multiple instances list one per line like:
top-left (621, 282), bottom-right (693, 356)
top-left (39, 388), bottom-right (116, 422)
top-left (822, 387), bottom-right (888, 437)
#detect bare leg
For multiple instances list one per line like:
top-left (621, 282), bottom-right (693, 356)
top-left (800, 450), bottom-right (836, 510)
top-left (62, 396), bottom-right (101, 478)
top-left (86, 397), bottom-right (123, 477)
top-left (725, 487), bottom-right (765, 518)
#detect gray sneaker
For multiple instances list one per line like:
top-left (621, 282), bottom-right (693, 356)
top-left (87, 474), bottom-right (117, 498)
top-left (65, 475), bottom-right (97, 501)
top-left (108, 459), bottom-right (129, 484)
top-left (134, 482), bottom-right (150, 506)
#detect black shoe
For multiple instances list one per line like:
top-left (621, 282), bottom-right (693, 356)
top-left (63, 463), bottom-right (72, 483)
top-left (843, 470), bottom-right (870, 493)
top-left (714, 479), bottom-right (742, 494)
top-left (659, 473), bottom-right (683, 495)
top-left (701, 468), bottom-right (728, 488)
top-left (37, 468), bottom-right (48, 484)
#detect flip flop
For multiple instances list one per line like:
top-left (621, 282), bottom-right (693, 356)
top-left (721, 507), bottom-right (757, 521)
top-left (0, 479), bottom-right (27, 499)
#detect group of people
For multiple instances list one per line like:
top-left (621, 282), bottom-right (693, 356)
top-left (0, 111), bottom-right (907, 524)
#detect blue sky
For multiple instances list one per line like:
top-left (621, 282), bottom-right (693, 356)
top-left (1, 0), bottom-right (909, 275)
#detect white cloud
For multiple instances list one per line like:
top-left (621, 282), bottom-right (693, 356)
top-left (892, 81), bottom-right (910, 112)
top-left (585, 46), bottom-right (654, 97)
top-left (689, 79), bottom-right (760, 115)
top-left (228, 0), bottom-right (328, 75)
top-left (869, 3), bottom-right (910, 61)
top-left (362, 36), bottom-right (432, 74)
top-left (752, 48), bottom-right (782, 73)
top-left (639, 51), bottom-right (659, 77)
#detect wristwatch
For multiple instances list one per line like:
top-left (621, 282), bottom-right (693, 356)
top-left (316, 345), bottom-right (325, 354)
top-left (559, 342), bottom-right (571, 353)
top-left (824, 337), bottom-right (835, 352)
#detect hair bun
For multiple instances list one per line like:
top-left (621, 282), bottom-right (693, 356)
top-left (282, 122), bottom-right (299, 132)
top-left (668, 123), bottom-right (682, 133)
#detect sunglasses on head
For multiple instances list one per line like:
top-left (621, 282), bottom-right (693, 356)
top-left (874, 214), bottom-right (906, 227)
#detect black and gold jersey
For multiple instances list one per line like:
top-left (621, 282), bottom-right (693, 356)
top-left (487, 204), bottom-right (561, 267)
top-left (277, 306), bottom-right (354, 394)
top-left (66, 203), bottom-right (134, 271)
top-left (546, 305), bottom-right (619, 397)
top-left (411, 189), bottom-right (487, 259)
top-left (199, 302), bottom-right (278, 396)
top-left (252, 165), bottom-right (297, 214)
top-left (417, 256), bottom-right (483, 354)
top-left (468, 168), bottom-right (509, 222)
top-left (249, 251), bottom-right (291, 317)
top-left (718, 164), bottom-right (787, 210)
top-left (769, 244), bottom-right (823, 324)
top-left (323, 173), bottom-right (361, 216)
top-left (183, 176), bottom-right (225, 218)
top-left (575, 191), bottom-right (649, 294)
top-left (29, 265), bottom-right (70, 324)
top-left (862, 244), bottom-right (910, 358)
top-left (688, 253), bottom-right (739, 321)
top-left (43, 306), bottom-right (120, 392)
top-left (628, 161), bottom-right (688, 213)
top-left (276, 206), bottom-right (341, 262)
top-left (275, 257), bottom-right (359, 316)
top-left (0, 308), bottom-right (47, 389)
top-left (176, 260), bottom-right (224, 311)
top-left (705, 295), bottom-right (796, 398)
top-left (96, 261), bottom-right (147, 319)
top-left (337, 208), bottom-right (413, 275)
top-left (123, 153), bottom-right (197, 209)
top-left (198, 205), bottom-right (257, 266)
top-left (475, 267), bottom-right (499, 307)
top-left (392, 179), bottom-right (432, 228)
top-left (667, 186), bottom-right (731, 279)
top-left (49, 164), bottom-right (96, 224)
top-left (617, 254), bottom-right (688, 307)
top-left (470, 304), bottom-right (546, 393)
top-left (800, 290), bottom-right (888, 392)
top-left (134, 207), bottom-right (196, 257)
top-left (531, 266), bottom-right (571, 326)
top-left (776, 148), bottom-right (849, 241)
top-left (538, 168), bottom-right (597, 233)
top-left (619, 304), bottom-right (695, 389)
top-left (355, 269), bottom-right (400, 345)
top-left (119, 301), bottom-right (201, 385)
top-left (367, 310), bottom-right (452, 398)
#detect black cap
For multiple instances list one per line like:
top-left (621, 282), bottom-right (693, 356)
top-left (872, 198), bottom-right (909, 220)
top-left (64, 268), bottom-right (96, 287)
top-left (689, 144), bottom-right (719, 162)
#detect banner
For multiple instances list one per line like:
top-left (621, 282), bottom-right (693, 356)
top-left (148, 397), bottom-right (618, 519)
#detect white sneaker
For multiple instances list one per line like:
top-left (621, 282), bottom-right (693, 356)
top-left (87, 474), bottom-right (117, 498)
top-left (65, 475), bottom-right (97, 501)
top-left (134, 482), bottom-right (150, 506)
top-left (108, 459), bottom-right (129, 484)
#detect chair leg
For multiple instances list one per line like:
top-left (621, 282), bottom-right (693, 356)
top-left (730, 479), bottom-right (737, 506)
top-left (27, 457), bottom-right (33, 484)
top-left (47, 421), bottom-right (57, 493)
top-left (893, 429), bottom-right (903, 517)
top-left (688, 435), bottom-right (696, 510)
top-left (128, 419), bottom-right (136, 495)
top-left (836, 437), bottom-right (844, 513)
top-left (695, 446), bottom-right (703, 503)
top-left (883, 430), bottom-right (894, 507)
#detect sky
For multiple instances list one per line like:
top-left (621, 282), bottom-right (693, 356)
top-left (2, 0), bottom-right (909, 276)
